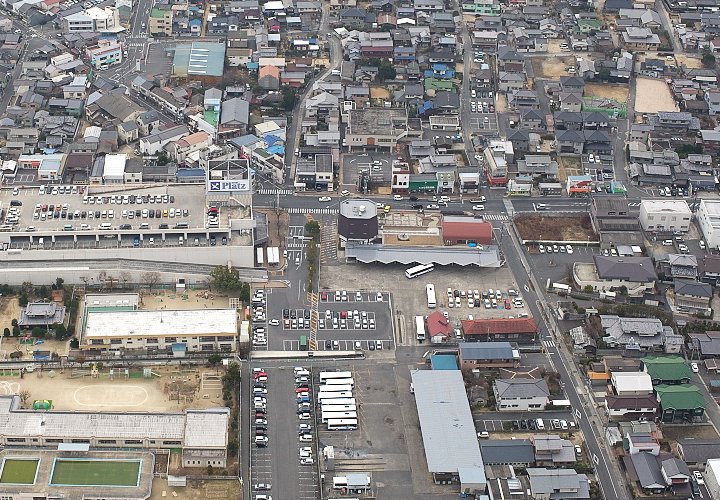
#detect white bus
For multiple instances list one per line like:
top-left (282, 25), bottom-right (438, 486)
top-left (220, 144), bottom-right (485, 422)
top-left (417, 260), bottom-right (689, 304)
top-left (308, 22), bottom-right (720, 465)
top-left (319, 384), bottom-right (353, 393)
top-left (322, 378), bottom-right (355, 387)
top-left (405, 263), bottom-right (434, 279)
top-left (426, 284), bottom-right (436, 309)
top-left (317, 391), bottom-right (353, 403)
top-left (256, 247), bottom-right (264, 266)
top-left (415, 315), bottom-right (426, 341)
top-left (322, 411), bottom-right (357, 423)
top-left (321, 404), bottom-right (357, 413)
top-left (319, 371), bottom-right (353, 383)
top-left (317, 398), bottom-right (356, 406)
top-left (327, 418), bottom-right (358, 431)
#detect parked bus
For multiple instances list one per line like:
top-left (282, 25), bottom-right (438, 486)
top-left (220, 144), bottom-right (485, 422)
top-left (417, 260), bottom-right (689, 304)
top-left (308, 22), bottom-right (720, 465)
top-left (317, 391), bottom-right (353, 403)
top-left (256, 247), bottom-right (264, 266)
top-left (319, 371), bottom-right (353, 383)
top-left (415, 315), bottom-right (426, 341)
top-left (317, 398), bottom-right (356, 406)
top-left (327, 418), bottom-right (358, 431)
top-left (321, 404), bottom-right (357, 413)
top-left (319, 384), bottom-right (353, 393)
top-left (426, 284), bottom-right (436, 309)
top-left (322, 378), bottom-right (355, 387)
top-left (405, 263), bottom-right (434, 279)
top-left (299, 335), bottom-right (308, 351)
top-left (322, 411), bottom-right (357, 423)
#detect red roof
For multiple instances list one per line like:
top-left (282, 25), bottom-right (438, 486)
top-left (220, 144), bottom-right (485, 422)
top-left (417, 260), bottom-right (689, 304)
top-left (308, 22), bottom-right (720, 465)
top-left (461, 318), bottom-right (538, 336)
top-left (442, 219), bottom-right (492, 244)
top-left (426, 311), bottom-right (451, 337)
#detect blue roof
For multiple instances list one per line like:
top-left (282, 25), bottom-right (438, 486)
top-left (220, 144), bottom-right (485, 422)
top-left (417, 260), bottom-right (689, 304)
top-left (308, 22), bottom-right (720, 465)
top-left (418, 100), bottom-right (433, 114)
top-left (430, 354), bottom-right (458, 370)
top-left (172, 42), bottom-right (226, 77)
top-left (264, 134), bottom-right (283, 146)
top-left (267, 145), bottom-right (284, 155)
top-left (247, 62), bottom-right (259, 70)
top-left (189, 17), bottom-right (201, 24)
top-left (176, 168), bottom-right (205, 178)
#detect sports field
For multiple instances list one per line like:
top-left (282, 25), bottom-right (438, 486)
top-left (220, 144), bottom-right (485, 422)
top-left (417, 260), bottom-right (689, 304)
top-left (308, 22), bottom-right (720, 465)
top-left (50, 459), bottom-right (141, 487)
top-left (0, 458), bottom-right (39, 484)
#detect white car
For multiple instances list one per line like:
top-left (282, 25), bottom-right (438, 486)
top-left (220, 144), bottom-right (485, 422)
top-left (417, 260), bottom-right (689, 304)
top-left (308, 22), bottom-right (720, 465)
top-left (694, 471), bottom-right (704, 484)
top-left (393, 195), bottom-right (403, 201)
top-left (691, 362), bottom-right (699, 373)
top-left (472, 205), bottom-right (485, 211)
top-left (566, 245), bottom-right (573, 254)
top-left (474, 154), bottom-right (483, 160)
top-left (340, 190), bottom-right (349, 196)
top-left (269, 319), bottom-right (279, 326)
top-left (318, 196), bottom-right (331, 202)
top-left (300, 457), bottom-right (314, 465)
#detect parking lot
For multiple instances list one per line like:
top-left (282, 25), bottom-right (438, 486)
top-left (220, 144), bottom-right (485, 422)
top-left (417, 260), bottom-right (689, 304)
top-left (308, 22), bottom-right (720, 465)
top-left (320, 263), bottom-right (528, 347)
top-left (249, 366), bottom-right (319, 500)
top-left (342, 153), bottom-right (394, 186)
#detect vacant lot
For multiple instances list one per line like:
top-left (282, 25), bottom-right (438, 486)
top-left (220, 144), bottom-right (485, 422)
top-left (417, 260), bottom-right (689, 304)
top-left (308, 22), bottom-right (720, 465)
top-left (634, 78), bottom-right (678, 114)
top-left (584, 83), bottom-right (629, 103)
top-left (515, 215), bottom-right (598, 242)
top-left (532, 56), bottom-right (575, 79)
top-left (676, 54), bottom-right (702, 69)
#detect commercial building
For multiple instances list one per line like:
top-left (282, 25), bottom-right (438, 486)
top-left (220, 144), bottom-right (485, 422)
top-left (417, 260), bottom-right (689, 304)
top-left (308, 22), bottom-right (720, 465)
top-left (86, 40), bottom-right (123, 69)
top-left (573, 256), bottom-right (656, 297)
top-left (345, 108), bottom-right (410, 150)
top-left (0, 395), bottom-right (229, 467)
top-left (611, 372), bottom-right (653, 395)
top-left (149, 7), bottom-right (173, 36)
top-left (411, 370), bottom-right (486, 494)
top-left (697, 199), bottom-right (720, 250)
top-left (704, 458), bottom-right (720, 499)
top-left (638, 199), bottom-right (692, 233)
top-left (461, 318), bottom-right (538, 343)
top-left (80, 307), bottom-right (238, 354)
top-left (64, 6), bottom-right (121, 32)
top-left (172, 42), bottom-right (226, 80)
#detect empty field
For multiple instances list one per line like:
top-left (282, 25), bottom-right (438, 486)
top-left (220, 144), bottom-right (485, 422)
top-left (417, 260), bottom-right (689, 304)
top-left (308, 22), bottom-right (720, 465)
top-left (50, 459), bottom-right (141, 487)
top-left (634, 78), bottom-right (678, 114)
top-left (515, 214), bottom-right (598, 242)
top-left (583, 83), bottom-right (629, 103)
top-left (0, 458), bottom-right (39, 484)
top-left (532, 56), bottom-right (575, 79)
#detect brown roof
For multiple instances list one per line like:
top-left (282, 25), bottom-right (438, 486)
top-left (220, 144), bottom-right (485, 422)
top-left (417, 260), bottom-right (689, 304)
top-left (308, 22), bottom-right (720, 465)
top-left (605, 394), bottom-right (658, 410)
top-left (426, 311), bottom-right (451, 337)
top-left (461, 318), bottom-right (538, 335)
top-left (442, 219), bottom-right (493, 244)
top-left (259, 65), bottom-right (280, 79)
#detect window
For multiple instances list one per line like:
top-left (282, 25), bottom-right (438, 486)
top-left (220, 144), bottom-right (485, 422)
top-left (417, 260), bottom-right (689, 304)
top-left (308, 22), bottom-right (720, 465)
top-left (7, 438), bottom-right (25, 443)
top-left (163, 440), bottom-right (182, 446)
top-left (99, 439), bottom-right (116, 444)
top-left (146, 338), bottom-right (158, 344)
top-left (110, 339), bottom-right (122, 344)
top-left (125, 440), bottom-right (142, 444)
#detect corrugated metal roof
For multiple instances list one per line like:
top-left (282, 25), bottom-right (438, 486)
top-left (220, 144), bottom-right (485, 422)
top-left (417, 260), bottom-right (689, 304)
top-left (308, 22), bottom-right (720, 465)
top-left (345, 243), bottom-right (501, 267)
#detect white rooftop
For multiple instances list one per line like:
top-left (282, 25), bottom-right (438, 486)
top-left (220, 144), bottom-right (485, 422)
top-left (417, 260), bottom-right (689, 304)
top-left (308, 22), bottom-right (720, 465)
top-left (103, 153), bottom-right (127, 179)
top-left (184, 409), bottom-right (229, 448)
top-left (700, 199), bottom-right (720, 216)
top-left (84, 309), bottom-right (238, 338)
top-left (640, 199), bottom-right (691, 213)
top-left (611, 371), bottom-right (653, 393)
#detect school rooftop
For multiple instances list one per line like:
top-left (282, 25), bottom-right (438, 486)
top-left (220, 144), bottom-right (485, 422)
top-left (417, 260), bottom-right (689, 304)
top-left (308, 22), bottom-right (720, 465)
top-left (83, 308), bottom-right (238, 338)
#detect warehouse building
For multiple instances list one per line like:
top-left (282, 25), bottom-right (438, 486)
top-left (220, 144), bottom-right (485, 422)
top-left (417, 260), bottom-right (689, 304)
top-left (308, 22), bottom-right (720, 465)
top-left (411, 370), bottom-right (486, 494)
top-left (0, 395), bottom-right (230, 467)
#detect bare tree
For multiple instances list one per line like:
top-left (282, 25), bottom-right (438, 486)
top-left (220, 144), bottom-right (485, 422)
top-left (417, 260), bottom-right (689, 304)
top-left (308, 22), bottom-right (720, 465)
top-left (141, 272), bottom-right (161, 292)
top-left (19, 389), bottom-right (30, 405)
top-left (119, 271), bottom-right (131, 289)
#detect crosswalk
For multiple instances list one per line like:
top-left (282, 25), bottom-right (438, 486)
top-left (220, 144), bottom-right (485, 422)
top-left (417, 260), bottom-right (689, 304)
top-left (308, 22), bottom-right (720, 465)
top-left (256, 188), bottom-right (294, 195)
top-left (483, 214), bottom-right (510, 221)
top-left (125, 41), bottom-right (145, 47)
top-left (628, 202), bottom-right (641, 207)
top-left (542, 340), bottom-right (556, 348)
top-left (287, 207), bottom-right (338, 214)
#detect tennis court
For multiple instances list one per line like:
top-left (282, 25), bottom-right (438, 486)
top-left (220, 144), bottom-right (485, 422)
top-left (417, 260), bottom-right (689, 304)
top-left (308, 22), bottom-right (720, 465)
top-left (0, 458), bottom-right (39, 484)
top-left (49, 459), bottom-right (142, 487)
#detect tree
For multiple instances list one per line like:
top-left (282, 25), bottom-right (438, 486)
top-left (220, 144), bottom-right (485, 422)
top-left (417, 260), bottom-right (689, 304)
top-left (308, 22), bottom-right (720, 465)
top-left (69, 338), bottom-right (80, 349)
top-left (11, 319), bottom-right (17, 327)
top-left (583, 285), bottom-right (594, 293)
top-left (281, 85), bottom-right (297, 111)
top-left (209, 266), bottom-right (249, 299)
top-left (3, 328), bottom-right (9, 337)
top-left (12, 325), bottom-right (20, 336)
top-left (207, 464), bottom-right (214, 476)
top-left (31, 327), bottom-right (44, 338)
top-left (304, 220), bottom-right (321, 242)
top-left (141, 271), bottom-right (161, 292)
top-left (53, 323), bottom-right (67, 340)
top-left (208, 354), bottom-right (223, 366)
top-left (119, 271), bottom-right (131, 289)
top-left (702, 49), bottom-right (716, 68)
top-left (378, 59), bottom-right (396, 81)
top-left (19, 389), bottom-right (30, 405)
top-left (18, 294), bottom-right (28, 307)
top-left (157, 152), bottom-right (170, 166)
top-left (75, 354), bottom-right (86, 367)
top-left (55, 277), bottom-right (64, 290)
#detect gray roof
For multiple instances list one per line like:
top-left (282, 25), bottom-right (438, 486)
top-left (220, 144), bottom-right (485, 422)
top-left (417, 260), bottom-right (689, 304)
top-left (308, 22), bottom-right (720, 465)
top-left (495, 378), bottom-right (550, 399)
top-left (661, 457), bottom-right (690, 478)
top-left (678, 438), bottom-right (720, 463)
top-left (480, 439), bottom-right (535, 465)
top-left (220, 98), bottom-right (250, 126)
top-left (459, 342), bottom-right (516, 361)
top-left (345, 243), bottom-right (501, 267)
top-left (674, 280), bottom-right (712, 298)
top-left (411, 370), bottom-right (485, 479)
top-left (594, 256), bottom-right (656, 282)
top-left (339, 199), bottom-right (378, 219)
top-left (527, 468), bottom-right (590, 499)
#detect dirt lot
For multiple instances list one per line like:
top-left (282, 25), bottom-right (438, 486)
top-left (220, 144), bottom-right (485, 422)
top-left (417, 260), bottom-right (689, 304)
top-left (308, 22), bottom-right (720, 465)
top-left (515, 215), bottom-right (599, 242)
top-left (150, 478), bottom-right (241, 500)
top-left (547, 40), bottom-right (569, 55)
top-left (558, 156), bottom-right (581, 181)
top-left (634, 78), bottom-right (678, 114)
top-left (583, 83), bottom-right (629, 103)
top-left (140, 290), bottom-right (231, 311)
top-left (0, 365), bottom-right (226, 411)
top-left (676, 54), bottom-right (703, 69)
top-left (0, 296), bottom-right (19, 332)
top-left (496, 93), bottom-right (507, 113)
top-left (662, 424), bottom-right (719, 441)
top-left (532, 55), bottom-right (575, 79)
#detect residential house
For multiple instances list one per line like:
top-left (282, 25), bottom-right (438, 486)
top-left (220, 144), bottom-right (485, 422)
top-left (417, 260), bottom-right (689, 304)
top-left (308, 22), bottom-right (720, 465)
top-left (520, 109), bottom-right (546, 131)
top-left (654, 385), bottom-right (705, 422)
top-left (526, 468), bottom-right (590, 500)
top-left (480, 440), bottom-right (535, 466)
top-left (258, 65), bottom-right (280, 90)
top-left (461, 317), bottom-right (537, 343)
top-left (219, 98), bottom-right (250, 137)
top-left (498, 72), bottom-right (527, 93)
top-left (641, 356), bottom-right (692, 385)
top-left (555, 129), bottom-right (585, 154)
top-left (493, 378), bottom-right (550, 411)
top-left (138, 125), bottom-right (189, 155)
top-left (458, 342), bottom-right (520, 369)
top-left (612, 371), bottom-right (654, 396)
top-left (673, 280), bottom-right (712, 316)
top-left (559, 92), bottom-right (583, 113)
top-left (704, 90), bottom-right (720, 115)
top-left (677, 438), bottom-right (720, 465)
top-left (426, 311), bottom-right (452, 344)
top-left (496, 47), bottom-right (525, 72)
top-left (532, 435), bottom-right (577, 466)
top-left (605, 395), bottom-right (659, 420)
top-left (625, 432), bottom-right (661, 455)
top-left (599, 315), bottom-right (668, 351)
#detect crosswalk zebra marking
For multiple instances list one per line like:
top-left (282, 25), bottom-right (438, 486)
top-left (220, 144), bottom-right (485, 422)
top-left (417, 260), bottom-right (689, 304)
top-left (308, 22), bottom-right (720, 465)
top-left (287, 208), bottom-right (339, 214)
top-left (256, 188), bottom-right (294, 195)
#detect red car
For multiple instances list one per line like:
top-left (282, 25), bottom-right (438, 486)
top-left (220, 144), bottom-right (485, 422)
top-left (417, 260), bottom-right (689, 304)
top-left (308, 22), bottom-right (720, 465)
top-left (321, 291), bottom-right (327, 301)
top-left (295, 388), bottom-right (309, 394)
top-left (504, 299), bottom-right (511, 310)
top-left (252, 371), bottom-right (268, 380)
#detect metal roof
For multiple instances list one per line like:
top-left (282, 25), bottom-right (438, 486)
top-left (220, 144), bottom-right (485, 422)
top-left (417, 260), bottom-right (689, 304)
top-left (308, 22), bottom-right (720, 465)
top-left (411, 370), bottom-right (485, 479)
top-left (345, 243), bottom-right (501, 267)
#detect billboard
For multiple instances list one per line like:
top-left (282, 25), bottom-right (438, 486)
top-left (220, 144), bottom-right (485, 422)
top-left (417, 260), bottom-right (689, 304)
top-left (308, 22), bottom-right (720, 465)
top-left (207, 179), bottom-right (250, 192)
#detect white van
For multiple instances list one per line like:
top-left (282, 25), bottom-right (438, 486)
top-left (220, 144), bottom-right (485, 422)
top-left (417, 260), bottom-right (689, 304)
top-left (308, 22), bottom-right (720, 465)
top-left (178, 236), bottom-right (184, 245)
top-left (536, 418), bottom-right (545, 430)
top-left (98, 222), bottom-right (112, 230)
top-left (139, 223), bottom-right (149, 230)
top-left (536, 203), bottom-right (547, 210)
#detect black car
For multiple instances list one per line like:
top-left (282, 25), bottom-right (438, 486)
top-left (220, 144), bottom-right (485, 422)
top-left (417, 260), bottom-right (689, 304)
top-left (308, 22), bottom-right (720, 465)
top-left (512, 420), bottom-right (520, 430)
top-left (159, 223), bottom-right (169, 229)
top-left (528, 419), bottom-right (536, 430)
top-left (290, 310), bottom-right (297, 319)
top-left (409, 196), bottom-right (418, 201)
top-left (119, 224), bottom-right (131, 230)
top-left (411, 203), bottom-right (423, 210)
top-left (95, 211), bottom-right (101, 218)
top-left (325, 340), bottom-right (331, 348)
top-left (283, 309), bottom-right (290, 319)
top-left (368, 343), bottom-right (375, 351)
top-left (520, 420), bottom-right (528, 429)
top-left (222, 236), bottom-right (227, 245)
top-left (304, 309), bottom-right (310, 319)
top-left (210, 236), bottom-right (216, 246)
top-left (255, 428), bottom-right (267, 436)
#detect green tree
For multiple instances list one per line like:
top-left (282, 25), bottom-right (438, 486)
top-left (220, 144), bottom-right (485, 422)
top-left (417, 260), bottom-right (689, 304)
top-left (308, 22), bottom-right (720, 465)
top-left (3, 327), bottom-right (9, 337)
top-left (304, 220), bottom-right (321, 241)
top-left (53, 323), bottom-right (67, 340)
top-left (31, 326), bottom-right (44, 338)
top-left (281, 85), bottom-right (297, 111)
top-left (18, 294), bottom-right (28, 307)
top-left (583, 285), bottom-right (594, 293)
top-left (12, 325), bottom-right (20, 336)
top-left (69, 338), bottom-right (80, 349)
top-left (207, 464), bottom-right (214, 476)
top-left (157, 152), bottom-right (169, 166)
top-left (209, 266), bottom-right (250, 299)
top-left (11, 319), bottom-right (17, 327)
top-left (702, 49), bottom-right (716, 68)
top-left (378, 59), bottom-right (396, 81)
top-left (55, 277), bottom-right (64, 290)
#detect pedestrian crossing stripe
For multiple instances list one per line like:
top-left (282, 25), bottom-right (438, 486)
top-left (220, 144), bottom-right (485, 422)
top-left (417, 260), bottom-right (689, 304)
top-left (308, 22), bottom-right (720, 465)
top-left (542, 340), bottom-right (556, 347)
top-left (288, 208), bottom-right (339, 214)
top-left (483, 214), bottom-right (510, 221)
top-left (256, 189), bottom-right (294, 195)
top-left (628, 202), bottom-right (640, 207)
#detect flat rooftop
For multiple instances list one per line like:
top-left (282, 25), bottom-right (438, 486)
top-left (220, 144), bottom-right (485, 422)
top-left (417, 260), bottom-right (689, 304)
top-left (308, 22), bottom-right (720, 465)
top-left (412, 370), bottom-right (485, 477)
top-left (84, 309), bottom-right (238, 338)
top-left (640, 199), bottom-right (691, 213)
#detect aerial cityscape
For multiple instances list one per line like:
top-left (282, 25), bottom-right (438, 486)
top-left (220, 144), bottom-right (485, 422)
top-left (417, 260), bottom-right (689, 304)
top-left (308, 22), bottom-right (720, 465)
top-left (0, 0), bottom-right (719, 498)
